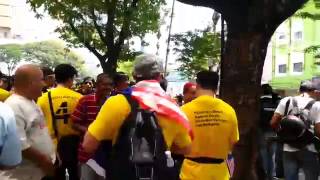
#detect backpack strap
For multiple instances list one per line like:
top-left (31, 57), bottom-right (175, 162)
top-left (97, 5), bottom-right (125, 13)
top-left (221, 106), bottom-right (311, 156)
top-left (292, 98), bottom-right (298, 108)
top-left (304, 100), bottom-right (316, 111)
top-left (48, 91), bottom-right (59, 138)
top-left (284, 98), bottom-right (291, 116)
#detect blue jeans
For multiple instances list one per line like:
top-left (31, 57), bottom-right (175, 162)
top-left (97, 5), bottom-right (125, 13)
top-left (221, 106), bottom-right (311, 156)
top-left (259, 130), bottom-right (277, 179)
top-left (283, 149), bottom-right (319, 180)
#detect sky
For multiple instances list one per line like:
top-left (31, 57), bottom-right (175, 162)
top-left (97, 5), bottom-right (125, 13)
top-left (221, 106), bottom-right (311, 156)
top-left (3, 0), bottom-right (215, 76)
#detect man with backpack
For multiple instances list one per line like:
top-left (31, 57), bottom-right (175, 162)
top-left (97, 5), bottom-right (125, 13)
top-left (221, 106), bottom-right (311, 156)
top-left (83, 54), bottom-right (193, 180)
top-left (258, 84), bottom-right (282, 179)
top-left (271, 79), bottom-right (320, 180)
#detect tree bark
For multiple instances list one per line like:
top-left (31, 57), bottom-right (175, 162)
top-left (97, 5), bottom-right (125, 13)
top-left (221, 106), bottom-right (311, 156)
top-left (99, 55), bottom-right (118, 76)
top-left (220, 31), bottom-right (270, 180)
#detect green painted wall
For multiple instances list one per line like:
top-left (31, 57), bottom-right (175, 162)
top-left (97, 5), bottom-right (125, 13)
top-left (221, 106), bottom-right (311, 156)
top-left (270, 0), bottom-right (320, 91)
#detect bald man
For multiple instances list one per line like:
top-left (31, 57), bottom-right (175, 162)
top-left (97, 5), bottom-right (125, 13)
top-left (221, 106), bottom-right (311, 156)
top-left (2, 64), bottom-right (55, 180)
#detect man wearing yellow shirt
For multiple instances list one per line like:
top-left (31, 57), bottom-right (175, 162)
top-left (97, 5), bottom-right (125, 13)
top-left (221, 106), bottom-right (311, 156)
top-left (180, 71), bottom-right (239, 180)
top-left (0, 72), bottom-right (10, 101)
top-left (83, 54), bottom-right (193, 180)
top-left (38, 64), bottom-right (82, 180)
top-left (0, 88), bottom-right (10, 102)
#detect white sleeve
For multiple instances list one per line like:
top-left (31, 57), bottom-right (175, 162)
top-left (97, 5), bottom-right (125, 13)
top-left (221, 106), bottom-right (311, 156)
top-left (275, 97), bottom-right (290, 116)
top-left (313, 102), bottom-right (320, 124)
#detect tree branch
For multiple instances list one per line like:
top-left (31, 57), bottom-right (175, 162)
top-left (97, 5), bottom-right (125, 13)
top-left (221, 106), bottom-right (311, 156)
top-left (105, 0), bottom-right (117, 51)
top-left (115, 0), bottom-right (139, 54)
top-left (89, 6), bottom-right (107, 46)
top-left (67, 20), bottom-right (103, 60)
top-left (177, 0), bottom-right (224, 13)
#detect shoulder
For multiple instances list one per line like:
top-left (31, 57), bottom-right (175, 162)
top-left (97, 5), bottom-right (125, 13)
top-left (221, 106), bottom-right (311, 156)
top-left (311, 101), bottom-right (320, 109)
top-left (5, 95), bottom-right (24, 107)
top-left (107, 94), bottom-right (129, 106)
top-left (0, 102), bottom-right (14, 119)
top-left (38, 92), bottom-right (49, 102)
top-left (278, 96), bottom-right (291, 104)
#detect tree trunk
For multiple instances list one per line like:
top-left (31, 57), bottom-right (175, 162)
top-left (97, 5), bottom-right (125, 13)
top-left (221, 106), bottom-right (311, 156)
top-left (220, 31), bottom-right (271, 180)
top-left (100, 55), bottom-right (118, 76)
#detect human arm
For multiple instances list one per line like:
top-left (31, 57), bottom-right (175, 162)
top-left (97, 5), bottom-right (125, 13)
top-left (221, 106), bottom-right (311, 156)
top-left (13, 106), bottom-right (54, 175)
top-left (270, 113), bottom-right (283, 130)
top-left (22, 147), bottom-right (54, 176)
top-left (0, 108), bottom-right (22, 169)
top-left (270, 97), bottom-right (288, 130)
top-left (83, 95), bottom-right (129, 154)
top-left (171, 106), bottom-right (193, 155)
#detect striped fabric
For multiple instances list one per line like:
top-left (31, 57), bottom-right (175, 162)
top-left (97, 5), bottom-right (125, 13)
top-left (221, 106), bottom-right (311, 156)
top-left (131, 80), bottom-right (193, 139)
top-left (71, 94), bottom-right (100, 163)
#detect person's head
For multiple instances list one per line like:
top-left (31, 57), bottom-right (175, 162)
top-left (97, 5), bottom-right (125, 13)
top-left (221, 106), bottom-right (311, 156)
top-left (41, 66), bottom-right (55, 89)
top-left (95, 73), bottom-right (113, 97)
top-left (79, 77), bottom-right (95, 95)
top-left (261, 84), bottom-right (273, 95)
top-left (54, 64), bottom-right (78, 88)
top-left (183, 82), bottom-right (196, 103)
top-left (113, 72), bottom-right (129, 91)
top-left (196, 71), bottom-right (219, 94)
top-left (132, 54), bottom-right (164, 82)
top-left (14, 64), bottom-right (44, 100)
top-left (0, 72), bottom-right (9, 90)
top-left (308, 79), bottom-right (320, 100)
top-left (299, 80), bottom-right (314, 94)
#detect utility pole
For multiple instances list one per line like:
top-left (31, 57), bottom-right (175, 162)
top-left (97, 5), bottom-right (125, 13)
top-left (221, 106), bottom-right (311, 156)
top-left (164, 0), bottom-right (176, 76)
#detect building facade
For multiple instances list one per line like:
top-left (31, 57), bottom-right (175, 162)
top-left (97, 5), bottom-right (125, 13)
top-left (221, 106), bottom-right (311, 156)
top-left (0, 0), bottom-right (12, 38)
top-left (264, 0), bottom-right (320, 94)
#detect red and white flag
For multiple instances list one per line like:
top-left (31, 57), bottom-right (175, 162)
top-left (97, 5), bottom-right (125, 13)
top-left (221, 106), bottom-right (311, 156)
top-left (131, 80), bottom-right (193, 139)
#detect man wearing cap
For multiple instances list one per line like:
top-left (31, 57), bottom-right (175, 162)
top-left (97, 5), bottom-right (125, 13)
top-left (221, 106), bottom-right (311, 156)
top-left (183, 82), bottom-right (196, 104)
top-left (82, 54), bottom-right (193, 180)
top-left (271, 79), bottom-right (320, 180)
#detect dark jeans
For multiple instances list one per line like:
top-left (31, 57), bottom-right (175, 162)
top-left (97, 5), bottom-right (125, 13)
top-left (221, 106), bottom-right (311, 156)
top-left (55, 135), bottom-right (80, 180)
top-left (283, 149), bottom-right (319, 180)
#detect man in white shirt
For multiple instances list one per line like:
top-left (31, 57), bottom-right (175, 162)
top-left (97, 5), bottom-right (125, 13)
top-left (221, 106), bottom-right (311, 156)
top-left (271, 80), bottom-right (320, 180)
top-left (2, 64), bottom-right (55, 180)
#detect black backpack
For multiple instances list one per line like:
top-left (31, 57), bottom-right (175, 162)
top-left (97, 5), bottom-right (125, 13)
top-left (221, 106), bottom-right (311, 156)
top-left (109, 95), bottom-right (173, 180)
top-left (277, 97), bottom-right (316, 149)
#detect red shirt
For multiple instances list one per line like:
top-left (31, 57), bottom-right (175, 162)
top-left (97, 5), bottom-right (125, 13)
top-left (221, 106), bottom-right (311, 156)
top-left (71, 93), bottom-right (102, 163)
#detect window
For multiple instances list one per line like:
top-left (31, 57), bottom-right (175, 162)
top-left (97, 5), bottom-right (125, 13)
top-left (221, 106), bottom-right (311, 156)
top-left (278, 64), bottom-right (287, 73)
top-left (293, 62), bottom-right (303, 72)
top-left (294, 31), bottom-right (302, 40)
top-left (4, 32), bottom-right (8, 38)
top-left (279, 34), bottom-right (286, 40)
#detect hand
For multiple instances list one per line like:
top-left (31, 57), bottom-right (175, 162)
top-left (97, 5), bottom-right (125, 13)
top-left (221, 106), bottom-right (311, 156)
top-left (39, 156), bottom-right (55, 176)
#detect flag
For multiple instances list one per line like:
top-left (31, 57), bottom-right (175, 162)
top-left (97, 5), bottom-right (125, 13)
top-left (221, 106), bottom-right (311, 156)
top-left (226, 153), bottom-right (235, 177)
top-left (131, 80), bottom-right (193, 139)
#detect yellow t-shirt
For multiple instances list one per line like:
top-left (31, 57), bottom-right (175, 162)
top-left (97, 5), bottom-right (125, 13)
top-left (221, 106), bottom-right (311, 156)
top-left (88, 94), bottom-right (192, 149)
top-left (180, 95), bottom-right (239, 180)
top-left (0, 88), bottom-right (10, 102)
top-left (38, 87), bottom-right (82, 143)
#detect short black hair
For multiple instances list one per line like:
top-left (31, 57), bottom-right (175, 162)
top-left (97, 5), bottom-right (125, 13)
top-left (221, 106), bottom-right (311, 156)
top-left (261, 84), bottom-right (273, 95)
top-left (113, 72), bottom-right (129, 86)
top-left (54, 64), bottom-right (78, 83)
top-left (96, 73), bottom-right (112, 84)
top-left (41, 66), bottom-right (54, 77)
top-left (196, 71), bottom-right (219, 91)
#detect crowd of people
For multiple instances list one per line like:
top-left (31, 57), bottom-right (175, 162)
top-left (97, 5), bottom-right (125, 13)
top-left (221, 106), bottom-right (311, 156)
top-left (0, 54), bottom-right (238, 180)
top-left (1, 53), bottom-right (320, 180)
